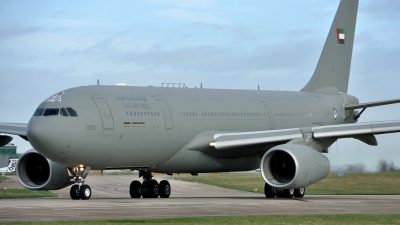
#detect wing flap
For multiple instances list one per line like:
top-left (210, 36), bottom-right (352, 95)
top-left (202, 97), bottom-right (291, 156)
top-left (211, 121), bottom-right (400, 150)
top-left (313, 121), bottom-right (400, 138)
top-left (313, 123), bottom-right (372, 138)
top-left (213, 129), bottom-right (303, 150)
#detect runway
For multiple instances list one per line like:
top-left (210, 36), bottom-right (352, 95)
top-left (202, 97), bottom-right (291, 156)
top-left (1, 174), bottom-right (400, 222)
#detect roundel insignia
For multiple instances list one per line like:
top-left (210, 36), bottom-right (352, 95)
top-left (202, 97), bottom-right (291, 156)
top-left (333, 108), bottom-right (338, 120)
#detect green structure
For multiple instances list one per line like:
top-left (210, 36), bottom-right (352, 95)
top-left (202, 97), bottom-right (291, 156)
top-left (0, 144), bottom-right (20, 161)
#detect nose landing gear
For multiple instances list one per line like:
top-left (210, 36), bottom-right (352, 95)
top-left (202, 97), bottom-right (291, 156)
top-left (67, 166), bottom-right (92, 200)
top-left (129, 170), bottom-right (171, 198)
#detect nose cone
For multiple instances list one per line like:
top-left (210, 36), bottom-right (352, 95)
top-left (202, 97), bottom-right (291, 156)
top-left (27, 117), bottom-right (62, 161)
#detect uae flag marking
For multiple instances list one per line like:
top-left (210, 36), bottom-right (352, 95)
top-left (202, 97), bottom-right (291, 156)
top-left (336, 28), bottom-right (345, 44)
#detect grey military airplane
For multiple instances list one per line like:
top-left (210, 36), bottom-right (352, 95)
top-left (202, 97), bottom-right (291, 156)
top-left (1, 0), bottom-right (400, 200)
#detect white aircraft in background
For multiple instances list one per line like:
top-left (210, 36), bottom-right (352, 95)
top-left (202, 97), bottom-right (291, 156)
top-left (0, 159), bottom-right (18, 173)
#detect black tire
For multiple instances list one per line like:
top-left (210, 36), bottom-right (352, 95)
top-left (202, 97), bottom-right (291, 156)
top-left (141, 181), bottom-right (149, 198)
top-left (147, 180), bottom-right (159, 198)
top-left (70, 185), bottom-right (80, 200)
top-left (294, 188), bottom-right (305, 198)
top-left (264, 183), bottom-right (275, 198)
top-left (159, 180), bottom-right (171, 198)
top-left (275, 189), bottom-right (284, 198)
top-left (80, 185), bottom-right (91, 200)
top-left (129, 180), bottom-right (142, 198)
top-left (283, 189), bottom-right (294, 198)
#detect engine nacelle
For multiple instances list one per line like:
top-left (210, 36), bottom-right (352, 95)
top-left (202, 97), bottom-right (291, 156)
top-left (0, 135), bottom-right (13, 146)
top-left (261, 144), bottom-right (330, 189)
top-left (16, 149), bottom-right (74, 190)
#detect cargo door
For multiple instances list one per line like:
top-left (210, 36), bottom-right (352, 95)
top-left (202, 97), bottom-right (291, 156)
top-left (263, 105), bottom-right (274, 130)
top-left (157, 99), bottom-right (173, 129)
top-left (92, 98), bottom-right (114, 130)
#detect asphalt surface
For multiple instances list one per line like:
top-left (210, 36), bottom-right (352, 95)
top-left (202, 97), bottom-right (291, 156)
top-left (1, 174), bottom-right (400, 222)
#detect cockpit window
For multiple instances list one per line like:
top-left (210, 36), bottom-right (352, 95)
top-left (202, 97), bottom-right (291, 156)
top-left (33, 108), bottom-right (45, 117)
top-left (43, 108), bottom-right (59, 116)
top-left (60, 108), bottom-right (69, 117)
top-left (66, 107), bottom-right (78, 117)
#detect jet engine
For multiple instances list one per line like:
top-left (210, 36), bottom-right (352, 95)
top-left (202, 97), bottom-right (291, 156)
top-left (261, 144), bottom-right (330, 189)
top-left (16, 149), bottom-right (74, 190)
top-left (0, 135), bottom-right (13, 146)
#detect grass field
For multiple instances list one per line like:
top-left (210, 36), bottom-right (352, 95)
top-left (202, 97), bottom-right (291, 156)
top-left (0, 189), bottom-right (57, 199)
top-left (0, 175), bottom-right (8, 183)
top-left (174, 172), bottom-right (400, 195)
top-left (0, 175), bottom-right (57, 199)
top-left (1, 215), bottom-right (400, 225)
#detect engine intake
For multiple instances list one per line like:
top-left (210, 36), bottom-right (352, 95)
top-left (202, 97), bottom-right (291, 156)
top-left (261, 144), bottom-right (330, 189)
top-left (17, 149), bottom-right (74, 190)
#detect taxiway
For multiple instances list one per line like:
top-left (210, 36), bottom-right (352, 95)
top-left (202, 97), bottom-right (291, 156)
top-left (0, 174), bottom-right (399, 222)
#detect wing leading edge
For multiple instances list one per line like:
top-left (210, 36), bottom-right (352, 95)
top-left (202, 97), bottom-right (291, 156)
top-left (0, 123), bottom-right (28, 143)
top-left (211, 121), bottom-right (400, 150)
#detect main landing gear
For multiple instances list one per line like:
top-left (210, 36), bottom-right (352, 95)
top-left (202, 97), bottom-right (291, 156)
top-left (67, 166), bottom-right (92, 200)
top-left (129, 170), bottom-right (171, 198)
top-left (264, 183), bottom-right (305, 198)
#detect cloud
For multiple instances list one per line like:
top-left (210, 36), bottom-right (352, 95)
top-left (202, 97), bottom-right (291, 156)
top-left (361, 0), bottom-right (400, 19)
top-left (32, 18), bottom-right (117, 30)
top-left (113, 37), bottom-right (322, 80)
top-left (52, 10), bottom-right (65, 18)
top-left (0, 26), bottom-right (42, 38)
top-left (147, 0), bottom-right (216, 9)
top-left (155, 9), bottom-right (229, 25)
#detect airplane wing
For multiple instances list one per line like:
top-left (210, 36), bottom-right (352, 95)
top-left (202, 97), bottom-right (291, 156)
top-left (0, 123), bottom-right (28, 142)
top-left (345, 99), bottom-right (400, 110)
top-left (345, 99), bottom-right (400, 120)
top-left (210, 120), bottom-right (400, 150)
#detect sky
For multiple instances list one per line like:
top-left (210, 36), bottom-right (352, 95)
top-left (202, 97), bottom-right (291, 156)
top-left (1, 0), bottom-right (400, 172)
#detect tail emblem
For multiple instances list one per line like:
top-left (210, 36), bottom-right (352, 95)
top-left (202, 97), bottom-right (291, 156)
top-left (336, 28), bottom-right (345, 44)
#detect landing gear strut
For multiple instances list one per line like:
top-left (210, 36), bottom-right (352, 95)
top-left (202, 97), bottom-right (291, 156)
top-left (129, 170), bottom-right (171, 198)
top-left (67, 166), bottom-right (91, 200)
top-left (264, 183), bottom-right (304, 199)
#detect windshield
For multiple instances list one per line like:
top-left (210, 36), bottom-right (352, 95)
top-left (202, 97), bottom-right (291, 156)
top-left (43, 108), bottom-right (59, 116)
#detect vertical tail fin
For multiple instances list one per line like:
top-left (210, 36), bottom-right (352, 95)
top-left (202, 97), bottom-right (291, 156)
top-left (0, 159), bottom-right (17, 173)
top-left (301, 0), bottom-right (359, 93)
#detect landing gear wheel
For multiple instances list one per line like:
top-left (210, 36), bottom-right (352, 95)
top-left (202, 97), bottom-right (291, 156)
top-left (275, 189), bottom-right (284, 198)
top-left (294, 188), bottom-right (305, 198)
top-left (147, 180), bottom-right (159, 198)
top-left (70, 185), bottom-right (80, 200)
top-left (80, 185), bottom-right (91, 200)
top-left (130, 180), bottom-right (142, 198)
top-left (283, 189), bottom-right (294, 198)
top-left (264, 183), bottom-right (275, 198)
top-left (159, 180), bottom-right (171, 198)
top-left (141, 181), bottom-right (149, 198)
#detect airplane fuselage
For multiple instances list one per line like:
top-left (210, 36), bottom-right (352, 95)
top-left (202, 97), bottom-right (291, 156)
top-left (27, 85), bottom-right (358, 172)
